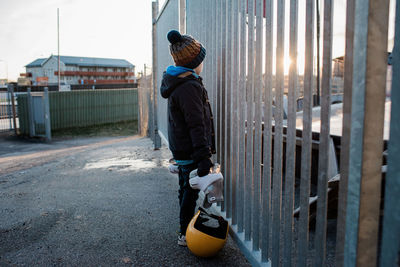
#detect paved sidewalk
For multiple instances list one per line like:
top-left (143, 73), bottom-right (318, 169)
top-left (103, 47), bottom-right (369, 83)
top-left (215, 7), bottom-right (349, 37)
top-left (0, 135), bottom-right (250, 266)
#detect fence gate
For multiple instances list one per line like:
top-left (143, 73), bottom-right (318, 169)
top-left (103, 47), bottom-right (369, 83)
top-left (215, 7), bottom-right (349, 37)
top-left (26, 88), bottom-right (51, 141)
top-left (0, 86), bottom-right (18, 133)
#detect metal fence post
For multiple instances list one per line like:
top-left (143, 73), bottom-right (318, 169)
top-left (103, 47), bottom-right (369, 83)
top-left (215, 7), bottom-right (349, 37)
top-left (7, 84), bottom-right (18, 135)
top-left (27, 87), bottom-right (35, 137)
top-left (238, 0), bottom-right (247, 235)
top-left (231, 0), bottom-right (239, 228)
top-left (43, 87), bottom-right (51, 142)
top-left (245, 0), bottom-right (255, 242)
top-left (225, 0), bottom-right (232, 218)
top-left (380, 1), bottom-right (400, 265)
top-left (344, 0), bottom-right (390, 265)
top-left (252, 0), bottom-right (263, 252)
top-left (6, 85), bottom-right (12, 130)
top-left (152, 0), bottom-right (161, 149)
top-left (283, 0), bottom-right (298, 264)
top-left (179, 0), bottom-right (186, 34)
top-left (314, 0), bottom-right (333, 265)
top-left (262, 0), bottom-right (274, 261)
top-left (298, 0), bottom-right (315, 265)
top-left (335, 0), bottom-right (355, 264)
top-left (220, 0), bottom-right (227, 212)
top-left (272, 0), bottom-right (285, 265)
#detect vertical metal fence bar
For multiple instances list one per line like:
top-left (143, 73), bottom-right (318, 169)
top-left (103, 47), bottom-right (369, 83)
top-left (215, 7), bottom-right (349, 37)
top-left (343, 0), bottom-right (389, 264)
top-left (231, 0), bottom-right (239, 226)
top-left (335, 0), bottom-right (355, 263)
top-left (9, 85), bottom-right (18, 135)
top-left (272, 0), bottom-right (285, 265)
top-left (283, 0), bottom-right (298, 265)
top-left (203, 0), bottom-right (207, 82)
top-left (356, 0), bottom-right (389, 265)
top-left (343, 0), bottom-right (369, 261)
top-left (6, 88), bottom-right (12, 130)
top-left (245, 0), bottom-right (255, 242)
top-left (220, 0), bottom-right (227, 211)
top-left (225, 0), bottom-right (232, 218)
top-left (200, 1), bottom-right (204, 44)
top-left (212, 0), bottom-right (217, 143)
top-left (314, 0), bottom-right (333, 265)
top-left (179, 0), bottom-right (185, 34)
top-left (238, 0), bottom-right (247, 233)
top-left (207, 0), bottom-right (212, 99)
top-left (212, 0), bottom-right (217, 165)
top-left (208, 0), bottom-right (212, 91)
top-left (216, 0), bottom-right (222, 165)
top-left (262, 0), bottom-right (273, 260)
top-left (297, 0), bottom-right (314, 265)
top-left (253, 0), bottom-right (263, 252)
top-left (205, 0), bottom-right (210, 78)
top-left (201, 1), bottom-right (205, 42)
top-left (27, 88), bottom-right (34, 137)
top-left (380, 1), bottom-right (400, 265)
top-left (43, 88), bottom-right (51, 142)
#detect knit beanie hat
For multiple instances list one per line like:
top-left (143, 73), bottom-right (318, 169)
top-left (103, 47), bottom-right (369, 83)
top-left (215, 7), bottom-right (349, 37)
top-left (167, 30), bottom-right (206, 69)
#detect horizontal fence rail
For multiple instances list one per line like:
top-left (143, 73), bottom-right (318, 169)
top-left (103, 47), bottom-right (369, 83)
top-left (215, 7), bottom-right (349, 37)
top-left (152, 0), bottom-right (398, 266)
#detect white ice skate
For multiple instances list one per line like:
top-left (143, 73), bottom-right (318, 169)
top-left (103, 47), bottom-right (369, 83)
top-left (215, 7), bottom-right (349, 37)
top-left (189, 164), bottom-right (223, 192)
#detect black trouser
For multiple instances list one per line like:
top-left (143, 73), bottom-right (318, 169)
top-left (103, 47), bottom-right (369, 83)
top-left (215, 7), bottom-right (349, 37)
top-left (178, 163), bottom-right (199, 235)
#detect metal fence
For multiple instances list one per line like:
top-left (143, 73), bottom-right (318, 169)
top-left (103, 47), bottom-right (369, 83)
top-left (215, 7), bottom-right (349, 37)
top-left (152, 0), bottom-right (398, 266)
top-left (0, 88), bottom-right (18, 133)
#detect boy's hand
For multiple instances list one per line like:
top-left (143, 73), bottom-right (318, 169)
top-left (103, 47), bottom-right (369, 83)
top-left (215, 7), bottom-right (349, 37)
top-left (197, 158), bottom-right (213, 177)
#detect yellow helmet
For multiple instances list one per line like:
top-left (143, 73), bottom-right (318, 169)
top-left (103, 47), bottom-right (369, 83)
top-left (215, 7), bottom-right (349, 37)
top-left (186, 207), bottom-right (229, 257)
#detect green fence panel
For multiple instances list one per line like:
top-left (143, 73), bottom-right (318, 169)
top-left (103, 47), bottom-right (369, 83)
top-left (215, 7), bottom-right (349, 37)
top-left (16, 89), bottom-right (138, 135)
top-left (48, 89), bottom-right (138, 131)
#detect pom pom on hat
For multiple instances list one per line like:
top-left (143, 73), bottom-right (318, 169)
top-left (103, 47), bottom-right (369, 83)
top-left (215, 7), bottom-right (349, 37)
top-left (167, 30), bottom-right (206, 69)
top-left (167, 30), bottom-right (183, 44)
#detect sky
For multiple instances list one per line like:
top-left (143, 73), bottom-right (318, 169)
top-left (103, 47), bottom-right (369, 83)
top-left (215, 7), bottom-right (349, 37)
top-left (0, 0), bottom-right (154, 81)
top-left (0, 0), bottom-right (396, 81)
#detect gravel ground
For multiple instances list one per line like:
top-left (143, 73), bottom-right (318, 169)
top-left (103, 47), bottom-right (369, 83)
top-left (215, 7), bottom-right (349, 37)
top-left (0, 135), bottom-right (251, 266)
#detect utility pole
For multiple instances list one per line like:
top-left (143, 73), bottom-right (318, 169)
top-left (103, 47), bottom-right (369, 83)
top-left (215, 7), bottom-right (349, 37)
top-left (58, 8), bottom-right (60, 91)
top-left (152, 0), bottom-right (161, 149)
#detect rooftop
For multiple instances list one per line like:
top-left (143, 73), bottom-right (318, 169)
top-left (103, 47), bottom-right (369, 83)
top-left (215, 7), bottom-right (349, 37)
top-left (26, 56), bottom-right (134, 68)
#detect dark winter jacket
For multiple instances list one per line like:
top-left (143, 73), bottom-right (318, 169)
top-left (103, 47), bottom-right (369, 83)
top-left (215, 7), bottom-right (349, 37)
top-left (160, 69), bottom-right (216, 163)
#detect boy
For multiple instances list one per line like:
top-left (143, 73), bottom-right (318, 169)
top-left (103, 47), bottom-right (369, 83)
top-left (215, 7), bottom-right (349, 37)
top-left (160, 30), bottom-right (216, 246)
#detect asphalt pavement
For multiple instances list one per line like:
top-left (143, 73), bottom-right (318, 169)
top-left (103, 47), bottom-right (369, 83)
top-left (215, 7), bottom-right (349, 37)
top-left (0, 135), bottom-right (251, 266)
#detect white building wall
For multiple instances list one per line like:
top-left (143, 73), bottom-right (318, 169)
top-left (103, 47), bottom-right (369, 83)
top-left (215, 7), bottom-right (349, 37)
top-left (26, 67), bottom-right (44, 85)
top-left (42, 56), bottom-right (66, 85)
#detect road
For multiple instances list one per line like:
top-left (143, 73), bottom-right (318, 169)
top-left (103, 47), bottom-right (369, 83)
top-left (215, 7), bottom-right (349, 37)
top-left (0, 135), bottom-right (250, 266)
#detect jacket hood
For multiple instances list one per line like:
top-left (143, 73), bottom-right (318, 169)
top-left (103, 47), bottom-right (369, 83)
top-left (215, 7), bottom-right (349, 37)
top-left (160, 65), bottom-right (199, 98)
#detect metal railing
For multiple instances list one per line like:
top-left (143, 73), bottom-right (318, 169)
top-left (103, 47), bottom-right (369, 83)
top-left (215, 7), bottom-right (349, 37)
top-left (0, 86), bottom-right (18, 133)
top-left (151, 0), bottom-right (398, 266)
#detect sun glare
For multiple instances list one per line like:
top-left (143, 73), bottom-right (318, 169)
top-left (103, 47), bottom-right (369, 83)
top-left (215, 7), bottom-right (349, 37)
top-left (284, 56), bottom-right (292, 75)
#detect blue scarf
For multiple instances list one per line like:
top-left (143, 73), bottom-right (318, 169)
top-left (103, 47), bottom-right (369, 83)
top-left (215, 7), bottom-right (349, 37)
top-left (166, 65), bottom-right (199, 78)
